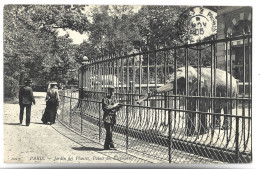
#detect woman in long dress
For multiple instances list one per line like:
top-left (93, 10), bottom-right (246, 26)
top-left (41, 83), bottom-right (60, 125)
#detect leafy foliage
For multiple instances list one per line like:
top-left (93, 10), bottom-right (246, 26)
top-left (4, 5), bottom-right (88, 89)
top-left (4, 5), bottom-right (218, 98)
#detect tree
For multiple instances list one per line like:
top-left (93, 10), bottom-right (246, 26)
top-left (4, 5), bottom-right (90, 98)
top-left (87, 5), bottom-right (142, 59)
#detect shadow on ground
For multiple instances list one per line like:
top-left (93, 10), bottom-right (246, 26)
top-left (4, 99), bottom-right (19, 104)
top-left (30, 122), bottom-right (45, 125)
top-left (34, 96), bottom-right (45, 98)
top-left (72, 146), bottom-right (104, 151)
top-left (4, 122), bottom-right (21, 125)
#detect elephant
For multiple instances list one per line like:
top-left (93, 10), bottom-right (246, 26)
top-left (137, 66), bottom-right (238, 134)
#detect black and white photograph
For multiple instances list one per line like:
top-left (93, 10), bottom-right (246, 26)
top-left (1, 0), bottom-right (259, 167)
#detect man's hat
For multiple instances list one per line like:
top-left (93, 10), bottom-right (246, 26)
top-left (107, 85), bottom-right (115, 90)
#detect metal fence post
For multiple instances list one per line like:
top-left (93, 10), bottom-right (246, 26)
top-left (70, 91), bottom-right (72, 127)
top-left (168, 109), bottom-right (172, 163)
top-left (80, 98), bottom-right (83, 135)
top-left (126, 105), bottom-right (129, 153)
top-left (235, 116), bottom-right (240, 163)
top-left (61, 95), bottom-right (64, 121)
top-left (99, 102), bottom-right (102, 142)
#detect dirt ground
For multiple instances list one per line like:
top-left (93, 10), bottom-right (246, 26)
top-left (3, 92), bottom-right (123, 164)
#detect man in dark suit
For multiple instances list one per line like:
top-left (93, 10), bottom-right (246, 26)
top-left (19, 79), bottom-right (36, 126)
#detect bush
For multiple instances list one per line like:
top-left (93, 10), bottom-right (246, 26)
top-left (4, 75), bottom-right (19, 99)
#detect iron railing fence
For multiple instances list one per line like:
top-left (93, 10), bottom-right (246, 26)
top-left (58, 89), bottom-right (251, 163)
top-left (58, 33), bottom-right (252, 163)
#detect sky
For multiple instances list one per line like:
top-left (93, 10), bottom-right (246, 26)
top-left (57, 29), bottom-right (89, 44)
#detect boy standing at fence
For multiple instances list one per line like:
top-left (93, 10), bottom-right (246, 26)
top-left (102, 85), bottom-right (122, 150)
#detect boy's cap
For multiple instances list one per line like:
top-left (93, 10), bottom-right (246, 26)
top-left (107, 85), bottom-right (115, 89)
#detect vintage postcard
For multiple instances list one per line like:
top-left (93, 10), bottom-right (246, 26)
top-left (2, 1), bottom-right (257, 167)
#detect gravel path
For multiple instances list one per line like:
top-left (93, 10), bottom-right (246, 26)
top-left (3, 92), bottom-right (122, 164)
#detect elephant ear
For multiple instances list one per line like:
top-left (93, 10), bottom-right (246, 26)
top-left (166, 68), bottom-right (185, 83)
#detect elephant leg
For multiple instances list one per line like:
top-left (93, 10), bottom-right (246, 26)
top-left (199, 98), bottom-right (209, 135)
top-left (185, 97), bottom-right (196, 136)
top-left (213, 107), bottom-right (222, 128)
top-left (222, 106), bottom-right (230, 129)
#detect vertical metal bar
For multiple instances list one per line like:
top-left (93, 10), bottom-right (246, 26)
top-left (225, 35), bottom-right (229, 130)
top-left (127, 58), bottom-right (130, 104)
top-left (185, 45), bottom-right (189, 96)
top-left (81, 66), bottom-right (84, 99)
top-left (70, 91), bottom-right (72, 127)
top-left (174, 46), bottom-right (177, 130)
top-left (248, 34), bottom-right (252, 115)
top-left (154, 48), bottom-right (158, 112)
top-left (117, 57), bottom-right (119, 97)
top-left (100, 63), bottom-right (103, 92)
top-left (108, 61), bottom-right (110, 86)
top-left (211, 41), bottom-right (213, 98)
top-left (185, 45), bottom-right (188, 135)
top-left (155, 48), bottom-right (158, 89)
top-left (98, 64), bottom-right (101, 92)
top-left (243, 35), bottom-right (246, 95)
top-left (210, 39), bottom-right (214, 126)
top-left (103, 62), bottom-right (105, 91)
top-left (80, 100), bottom-right (83, 135)
top-left (96, 64), bottom-right (98, 92)
top-left (101, 62), bottom-right (103, 92)
top-left (242, 35), bottom-right (246, 150)
top-left (113, 59), bottom-right (115, 87)
top-left (164, 51), bottom-right (167, 84)
top-left (198, 45), bottom-right (202, 96)
top-left (229, 34), bottom-right (233, 99)
top-left (214, 40), bottom-right (217, 98)
top-left (90, 65), bottom-right (93, 90)
top-left (132, 56), bottom-right (136, 105)
top-left (210, 40), bottom-right (214, 131)
top-left (99, 102), bottom-right (101, 142)
top-left (139, 53), bottom-right (142, 126)
top-left (248, 35), bottom-right (252, 154)
top-left (107, 61), bottom-right (110, 87)
top-left (168, 109), bottom-right (172, 163)
top-left (197, 45), bottom-right (200, 97)
top-left (87, 65), bottom-right (90, 89)
top-left (199, 44), bottom-right (202, 132)
top-left (164, 51), bottom-right (168, 142)
top-left (86, 65), bottom-right (90, 90)
top-left (105, 61), bottom-right (108, 89)
top-left (121, 58), bottom-right (124, 94)
top-left (236, 93), bottom-right (238, 116)
top-left (185, 45), bottom-right (188, 100)
top-left (235, 116), bottom-right (240, 163)
top-left (94, 64), bottom-right (97, 91)
top-left (90, 65), bottom-right (93, 89)
top-left (147, 52), bottom-right (150, 107)
top-left (62, 95), bottom-right (64, 121)
top-left (126, 105), bottom-right (129, 152)
top-left (225, 35), bottom-right (229, 96)
top-left (139, 53), bottom-right (142, 95)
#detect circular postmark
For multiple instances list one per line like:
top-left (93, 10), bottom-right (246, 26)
top-left (177, 7), bottom-right (217, 44)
